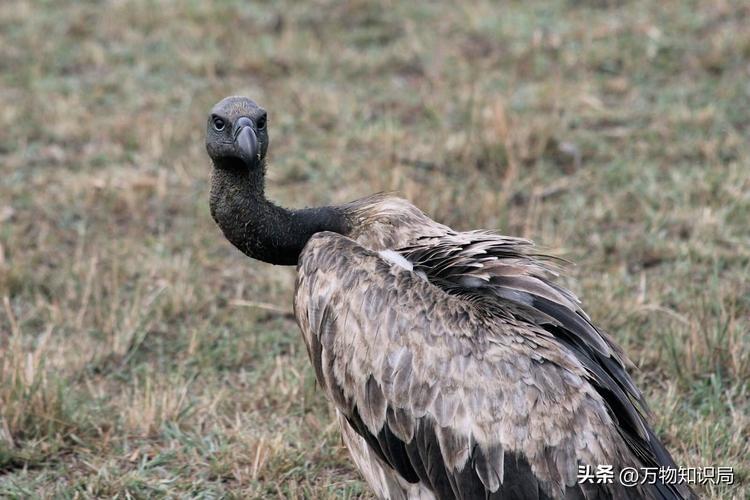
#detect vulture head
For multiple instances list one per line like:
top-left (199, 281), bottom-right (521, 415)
top-left (206, 95), bottom-right (349, 266)
top-left (206, 96), bottom-right (269, 170)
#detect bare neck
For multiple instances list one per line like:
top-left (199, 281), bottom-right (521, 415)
top-left (209, 160), bottom-right (350, 265)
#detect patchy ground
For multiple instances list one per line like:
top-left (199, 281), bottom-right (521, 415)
top-left (0, 0), bottom-right (748, 498)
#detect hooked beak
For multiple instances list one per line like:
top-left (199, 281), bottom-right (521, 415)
top-left (233, 116), bottom-right (259, 165)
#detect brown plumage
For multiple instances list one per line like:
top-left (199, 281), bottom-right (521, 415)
top-left (206, 96), bottom-right (696, 500)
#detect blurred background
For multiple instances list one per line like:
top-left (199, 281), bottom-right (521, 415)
top-left (0, 0), bottom-right (748, 497)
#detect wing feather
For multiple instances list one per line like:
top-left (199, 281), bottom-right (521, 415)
top-left (295, 231), bottom-right (695, 500)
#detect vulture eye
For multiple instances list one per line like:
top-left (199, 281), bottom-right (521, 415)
top-left (212, 116), bottom-right (226, 131)
top-left (256, 114), bottom-right (267, 130)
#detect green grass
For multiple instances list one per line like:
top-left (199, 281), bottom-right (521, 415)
top-left (0, 0), bottom-right (748, 498)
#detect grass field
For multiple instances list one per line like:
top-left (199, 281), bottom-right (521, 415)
top-left (1, 0), bottom-right (748, 498)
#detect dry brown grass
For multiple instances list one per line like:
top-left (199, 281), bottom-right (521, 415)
top-left (1, 0), bottom-right (748, 497)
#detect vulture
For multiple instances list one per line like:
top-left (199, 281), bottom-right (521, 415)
top-left (206, 96), bottom-right (696, 500)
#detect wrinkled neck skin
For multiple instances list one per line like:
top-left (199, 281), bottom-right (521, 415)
top-left (209, 159), bottom-right (350, 266)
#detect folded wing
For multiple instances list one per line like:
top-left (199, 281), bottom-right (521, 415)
top-left (295, 231), bottom-right (694, 500)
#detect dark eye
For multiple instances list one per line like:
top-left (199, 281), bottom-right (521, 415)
top-left (256, 113), bottom-right (267, 130)
top-left (212, 116), bottom-right (226, 131)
